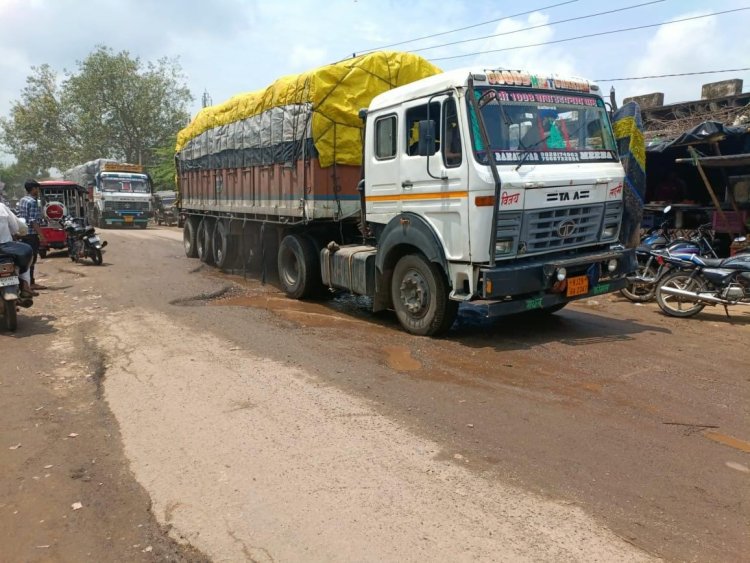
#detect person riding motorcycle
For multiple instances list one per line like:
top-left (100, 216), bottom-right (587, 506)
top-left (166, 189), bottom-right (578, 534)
top-left (0, 201), bottom-right (35, 304)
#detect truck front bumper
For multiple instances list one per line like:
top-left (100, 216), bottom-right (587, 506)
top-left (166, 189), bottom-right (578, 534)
top-left (470, 246), bottom-right (636, 318)
top-left (102, 211), bottom-right (149, 226)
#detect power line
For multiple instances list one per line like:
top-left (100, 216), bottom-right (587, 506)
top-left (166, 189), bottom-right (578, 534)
top-left (430, 7), bottom-right (750, 62)
top-left (354, 0), bottom-right (578, 55)
top-left (412, 0), bottom-right (664, 54)
top-left (596, 67), bottom-right (750, 81)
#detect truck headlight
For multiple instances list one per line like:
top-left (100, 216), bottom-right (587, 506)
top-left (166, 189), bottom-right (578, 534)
top-left (495, 238), bottom-right (514, 254)
top-left (602, 226), bottom-right (617, 239)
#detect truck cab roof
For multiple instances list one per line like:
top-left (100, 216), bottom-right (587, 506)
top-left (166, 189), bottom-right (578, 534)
top-left (368, 68), bottom-right (601, 112)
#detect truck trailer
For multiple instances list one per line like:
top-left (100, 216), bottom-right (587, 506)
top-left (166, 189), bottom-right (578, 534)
top-left (64, 159), bottom-right (152, 228)
top-left (175, 51), bottom-right (636, 335)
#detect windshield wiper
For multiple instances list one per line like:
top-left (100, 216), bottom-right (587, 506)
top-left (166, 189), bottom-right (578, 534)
top-left (515, 135), bottom-right (550, 171)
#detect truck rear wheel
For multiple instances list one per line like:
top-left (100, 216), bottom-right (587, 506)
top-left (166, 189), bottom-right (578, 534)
top-left (197, 218), bottom-right (214, 264)
top-left (212, 220), bottom-right (236, 270)
top-left (183, 218), bottom-right (198, 258)
top-left (391, 253), bottom-right (457, 336)
top-left (277, 234), bottom-right (320, 299)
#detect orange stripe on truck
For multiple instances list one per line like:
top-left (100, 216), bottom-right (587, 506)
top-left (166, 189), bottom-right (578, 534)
top-left (365, 191), bottom-right (469, 202)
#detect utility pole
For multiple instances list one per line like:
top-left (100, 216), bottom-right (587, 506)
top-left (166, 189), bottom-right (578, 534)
top-left (202, 90), bottom-right (213, 108)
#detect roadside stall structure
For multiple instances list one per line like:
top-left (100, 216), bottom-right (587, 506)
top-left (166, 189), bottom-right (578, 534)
top-left (643, 121), bottom-right (750, 255)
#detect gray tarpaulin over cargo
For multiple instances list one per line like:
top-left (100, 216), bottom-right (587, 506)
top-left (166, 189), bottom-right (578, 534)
top-left (646, 121), bottom-right (750, 153)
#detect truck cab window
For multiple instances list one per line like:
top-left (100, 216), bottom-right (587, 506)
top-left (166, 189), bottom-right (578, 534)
top-left (375, 115), bottom-right (397, 159)
top-left (405, 102), bottom-right (441, 156)
top-left (443, 98), bottom-right (462, 167)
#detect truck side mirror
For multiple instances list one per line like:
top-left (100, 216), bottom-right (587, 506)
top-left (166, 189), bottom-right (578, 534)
top-left (417, 120), bottom-right (437, 156)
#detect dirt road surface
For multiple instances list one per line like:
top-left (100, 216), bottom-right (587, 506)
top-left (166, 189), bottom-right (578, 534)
top-left (1, 226), bottom-right (748, 562)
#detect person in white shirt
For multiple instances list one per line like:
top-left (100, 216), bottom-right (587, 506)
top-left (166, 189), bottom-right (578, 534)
top-left (0, 202), bottom-right (35, 299)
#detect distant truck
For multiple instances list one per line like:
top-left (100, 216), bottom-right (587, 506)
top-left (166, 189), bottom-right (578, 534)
top-left (152, 190), bottom-right (179, 226)
top-left (175, 52), bottom-right (635, 335)
top-left (64, 159), bottom-right (151, 228)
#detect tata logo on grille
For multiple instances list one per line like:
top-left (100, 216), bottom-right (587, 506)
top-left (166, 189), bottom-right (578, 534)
top-left (557, 220), bottom-right (577, 237)
top-left (546, 190), bottom-right (590, 202)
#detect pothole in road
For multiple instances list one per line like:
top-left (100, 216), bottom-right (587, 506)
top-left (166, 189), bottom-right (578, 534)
top-left (169, 285), bottom-right (237, 306)
top-left (57, 268), bottom-right (87, 278)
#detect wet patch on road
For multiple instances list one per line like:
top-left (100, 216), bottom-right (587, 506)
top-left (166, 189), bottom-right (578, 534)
top-left (383, 346), bottom-right (422, 371)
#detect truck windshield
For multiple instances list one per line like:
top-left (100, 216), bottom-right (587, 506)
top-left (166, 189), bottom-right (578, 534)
top-left (100, 175), bottom-right (150, 193)
top-left (470, 87), bottom-right (617, 165)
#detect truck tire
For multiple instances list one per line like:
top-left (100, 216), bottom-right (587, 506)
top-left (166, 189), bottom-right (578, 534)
top-left (212, 220), bottom-right (236, 270)
top-left (277, 234), bottom-right (321, 299)
top-left (197, 218), bottom-right (214, 264)
top-left (391, 253), bottom-right (458, 336)
top-left (183, 218), bottom-right (198, 258)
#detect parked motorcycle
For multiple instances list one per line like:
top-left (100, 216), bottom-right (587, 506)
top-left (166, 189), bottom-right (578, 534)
top-left (621, 221), bottom-right (717, 303)
top-left (0, 253), bottom-right (32, 331)
top-left (63, 216), bottom-right (107, 265)
top-left (655, 244), bottom-right (750, 318)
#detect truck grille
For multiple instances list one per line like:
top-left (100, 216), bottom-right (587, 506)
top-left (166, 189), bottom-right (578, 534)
top-left (520, 203), bottom-right (604, 254)
top-left (105, 201), bottom-right (150, 211)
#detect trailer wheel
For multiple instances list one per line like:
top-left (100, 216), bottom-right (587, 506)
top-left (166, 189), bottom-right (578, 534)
top-left (277, 234), bottom-right (320, 299)
top-left (183, 217), bottom-right (198, 258)
top-left (196, 218), bottom-right (214, 264)
top-left (391, 253), bottom-right (457, 336)
top-left (212, 220), bottom-right (236, 270)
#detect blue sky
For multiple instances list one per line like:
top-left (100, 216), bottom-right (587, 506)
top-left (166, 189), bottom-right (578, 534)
top-left (1, 0), bottom-right (748, 129)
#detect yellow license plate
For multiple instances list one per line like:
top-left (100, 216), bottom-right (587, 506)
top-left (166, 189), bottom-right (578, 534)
top-left (124, 215), bottom-right (134, 223)
top-left (566, 275), bottom-right (589, 297)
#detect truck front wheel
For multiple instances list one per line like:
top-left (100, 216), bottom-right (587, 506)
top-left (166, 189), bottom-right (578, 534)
top-left (391, 254), bottom-right (457, 336)
top-left (277, 234), bottom-right (320, 299)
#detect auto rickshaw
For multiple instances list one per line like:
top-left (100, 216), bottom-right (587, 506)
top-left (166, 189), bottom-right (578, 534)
top-left (37, 181), bottom-right (89, 258)
top-left (152, 190), bottom-right (179, 226)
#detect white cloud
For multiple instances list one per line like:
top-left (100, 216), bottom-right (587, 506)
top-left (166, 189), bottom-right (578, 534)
top-left (606, 10), bottom-right (750, 105)
top-left (1, 0), bottom-right (748, 138)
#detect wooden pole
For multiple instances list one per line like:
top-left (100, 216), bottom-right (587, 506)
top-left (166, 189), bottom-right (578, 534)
top-left (688, 146), bottom-right (733, 236)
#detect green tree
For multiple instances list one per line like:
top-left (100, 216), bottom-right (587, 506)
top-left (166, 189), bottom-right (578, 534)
top-left (0, 161), bottom-right (37, 202)
top-left (0, 64), bottom-right (69, 175)
top-left (147, 139), bottom-right (179, 192)
top-left (1, 46), bottom-right (192, 174)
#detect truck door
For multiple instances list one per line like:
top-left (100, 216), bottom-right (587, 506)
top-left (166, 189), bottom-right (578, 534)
top-left (399, 96), bottom-right (470, 262)
top-left (365, 112), bottom-right (401, 224)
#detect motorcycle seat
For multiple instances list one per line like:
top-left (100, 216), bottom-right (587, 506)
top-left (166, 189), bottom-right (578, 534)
top-left (692, 257), bottom-right (724, 267)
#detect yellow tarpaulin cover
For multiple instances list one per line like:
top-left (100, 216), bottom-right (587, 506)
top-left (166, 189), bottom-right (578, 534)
top-left (175, 51), bottom-right (441, 167)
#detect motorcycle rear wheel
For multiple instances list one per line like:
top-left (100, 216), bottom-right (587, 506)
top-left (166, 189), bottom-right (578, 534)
top-left (656, 271), bottom-right (706, 318)
top-left (3, 299), bottom-right (17, 331)
top-left (620, 262), bottom-right (659, 302)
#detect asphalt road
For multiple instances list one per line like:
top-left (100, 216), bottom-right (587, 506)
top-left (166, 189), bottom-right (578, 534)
top-left (1, 225), bottom-right (748, 562)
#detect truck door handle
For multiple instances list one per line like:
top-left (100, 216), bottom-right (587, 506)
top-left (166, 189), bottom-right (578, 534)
top-left (401, 181), bottom-right (413, 189)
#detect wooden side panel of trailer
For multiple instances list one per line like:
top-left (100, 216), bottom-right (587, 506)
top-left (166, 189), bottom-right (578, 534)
top-left (179, 159), bottom-right (361, 220)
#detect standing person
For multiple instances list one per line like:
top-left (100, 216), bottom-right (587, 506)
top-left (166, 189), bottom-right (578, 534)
top-left (17, 179), bottom-right (47, 290)
top-left (0, 201), bottom-right (35, 304)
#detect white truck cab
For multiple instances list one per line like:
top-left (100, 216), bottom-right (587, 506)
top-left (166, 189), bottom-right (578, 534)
top-left (347, 68), bottom-right (635, 332)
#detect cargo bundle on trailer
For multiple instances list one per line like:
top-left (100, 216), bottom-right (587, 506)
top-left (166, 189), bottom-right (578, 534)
top-left (176, 52), bottom-right (635, 335)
